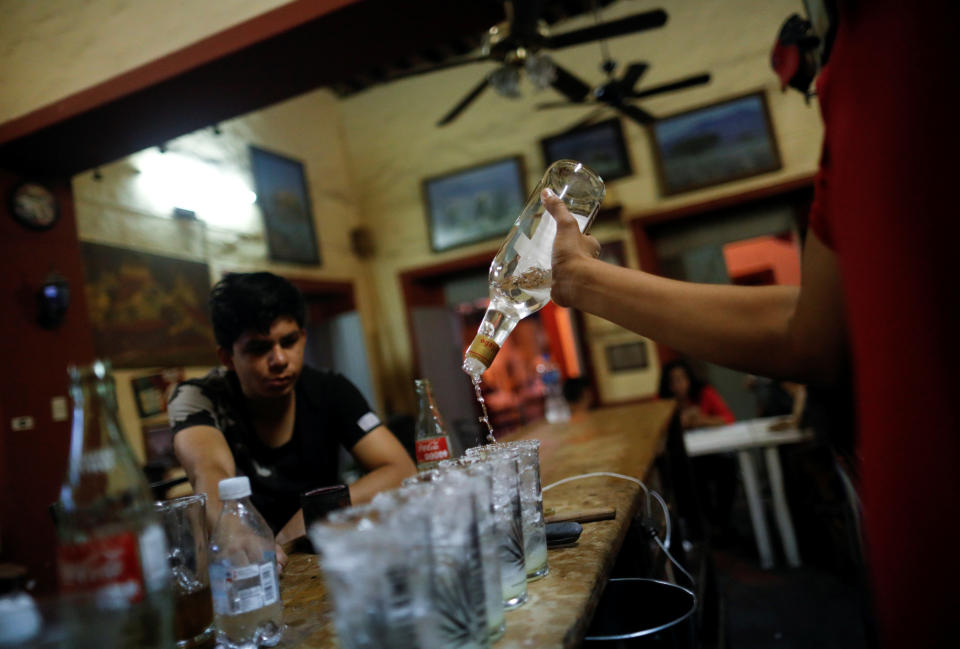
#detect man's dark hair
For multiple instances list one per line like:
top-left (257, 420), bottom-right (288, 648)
top-left (209, 272), bottom-right (306, 350)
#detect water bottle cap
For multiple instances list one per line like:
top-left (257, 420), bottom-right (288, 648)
top-left (218, 476), bottom-right (251, 500)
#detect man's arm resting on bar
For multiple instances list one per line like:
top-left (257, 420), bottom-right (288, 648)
top-left (274, 425), bottom-right (416, 546)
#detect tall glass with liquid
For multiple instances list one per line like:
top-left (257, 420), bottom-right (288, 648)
top-left (462, 160), bottom-right (605, 380)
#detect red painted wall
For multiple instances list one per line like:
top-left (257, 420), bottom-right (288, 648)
top-left (0, 169), bottom-right (95, 592)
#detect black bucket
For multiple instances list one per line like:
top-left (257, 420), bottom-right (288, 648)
top-left (583, 578), bottom-right (697, 649)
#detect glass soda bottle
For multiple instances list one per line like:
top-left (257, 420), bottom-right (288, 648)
top-left (208, 477), bottom-right (283, 648)
top-left (413, 378), bottom-right (462, 471)
top-left (55, 360), bottom-right (174, 649)
top-left (462, 160), bottom-right (605, 379)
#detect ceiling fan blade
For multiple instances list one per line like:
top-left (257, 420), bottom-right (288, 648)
top-left (616, 102), bottom-right (656, 125)
top-left (536, 100), bottom-right (589, 109)
top-left (621, 63), bottom-right (650, 92)
top-left (437, 77), bottom-right (491, 126)
top-left (627, 73), bottom-right (711, 99)
top-left (385, 55), bottom-right (492, 83)
top-left (550, 63), bottom-right (593, 102)
top-left (557, 106), bottom-right (610, 133)
top-left (545, 9), bottom-right (668, 49)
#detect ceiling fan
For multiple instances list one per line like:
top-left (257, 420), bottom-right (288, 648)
top-left (399, 1), bottom-right (670, 126)
top-left (536, 60), bottom-right (711, 128)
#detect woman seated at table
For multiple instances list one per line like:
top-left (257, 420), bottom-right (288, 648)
top-left (659, 359), bottom-right (735, 430)
top-left (659, 358), bottom-right (737, 544)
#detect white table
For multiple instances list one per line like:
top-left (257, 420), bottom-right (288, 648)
top-left (684, 417), bottom-right (814, 569)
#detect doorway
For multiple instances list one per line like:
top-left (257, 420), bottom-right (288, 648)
top-left (644, 184), bottom-right (811, 420)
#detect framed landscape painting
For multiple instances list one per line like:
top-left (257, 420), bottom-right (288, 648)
top-left (650, 92), bottom-right (782, 196)
top-left (250, 146), bottom-right (321, 265)
top-left (540, 118), bottom-right (633, 182)
top-left (422, 156), bottom-right (527, 252)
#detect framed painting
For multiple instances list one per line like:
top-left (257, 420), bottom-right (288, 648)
top-left (540, 118), bottom-right (633, 182)
top-left (131, 368), bottom-right (185, 419)
top-left (650, 91), bottom-right (782, 196)
top-left (80, 243), bottom-right (217, 368)
top-left (422, 156), bottom-right (527, 252)
top-left (250, 145), bottom-right (321, 265)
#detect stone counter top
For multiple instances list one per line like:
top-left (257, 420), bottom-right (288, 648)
top-left (275, 400), bottom-right (676, 649)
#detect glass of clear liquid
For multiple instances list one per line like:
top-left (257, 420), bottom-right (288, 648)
top-left (463, 160), bottom-right (605, 379)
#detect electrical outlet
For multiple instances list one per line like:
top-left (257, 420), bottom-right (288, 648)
top-left (11, 416), bottom-right (35, 431)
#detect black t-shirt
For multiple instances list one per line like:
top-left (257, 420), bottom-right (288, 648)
top-left (167, 366), bottom-right (380, 532)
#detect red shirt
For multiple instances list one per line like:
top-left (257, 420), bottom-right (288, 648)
top-left (809, 2), bottom-right (959, 645)
top-left (697, 386), bottom-right (735, 425)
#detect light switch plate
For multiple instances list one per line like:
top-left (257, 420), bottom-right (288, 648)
top-left (51, 396), bottom-right (69, 422)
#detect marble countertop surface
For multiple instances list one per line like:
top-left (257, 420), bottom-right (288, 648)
top-left (275, 400), bottom-right (676, 649)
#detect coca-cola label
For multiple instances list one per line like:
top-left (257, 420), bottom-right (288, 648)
top-left (58, 531), bottom-right (144, 603)
top-left (415, 436), bottom-right (451, 464)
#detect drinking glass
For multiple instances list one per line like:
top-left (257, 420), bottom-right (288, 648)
top-left (467, 440), bottom-right (548, 580)
top-left (154, 493), bottom-right (214, 649)
top-left (441, 456), bottom-right (527, 608)
top-left (407, 468), bottom-right (505, 641)
top-left (309, 502), bottom-right (431, 649)
top-left (394, 482), bottom-right (490, 649)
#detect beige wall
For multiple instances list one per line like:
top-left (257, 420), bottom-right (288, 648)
top-left (8, 0), bottom-right (823, 427)
top-left (0, 0), bottom-right (292, 124)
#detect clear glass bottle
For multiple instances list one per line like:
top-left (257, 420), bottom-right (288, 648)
top-left (55, 360), bottom-right (174, 649)
top-left (413, 379), bottom-right (462, 471)
top-left (462, 160), bottom-right (605, 379)
top-left (208, 477), bottom-right (283, 649)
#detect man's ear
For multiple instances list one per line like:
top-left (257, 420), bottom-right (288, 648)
top-left (217, 347), bottom-right (235, 370)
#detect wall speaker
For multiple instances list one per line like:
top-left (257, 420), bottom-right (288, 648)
top-left (350, 226), bottom-right (375, 258)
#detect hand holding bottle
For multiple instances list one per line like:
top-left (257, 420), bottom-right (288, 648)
top-left (542, 189), bottom-right (602, 309)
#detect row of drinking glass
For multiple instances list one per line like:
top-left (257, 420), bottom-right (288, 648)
top-left (308, 439), bottom-right (548, 649)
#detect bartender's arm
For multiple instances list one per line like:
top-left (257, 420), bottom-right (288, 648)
top-left (174, 425), bottom-right (289, 570)
top-left (545, 191), bottom-right (848, 386)
top-left (273, 425), bottom-right (415, 547)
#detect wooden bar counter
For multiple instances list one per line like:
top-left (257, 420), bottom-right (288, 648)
top-left (276, 400), bottom-right (676, 649)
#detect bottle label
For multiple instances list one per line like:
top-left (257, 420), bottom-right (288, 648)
top-left (466, 335), bottom-right (499, 368)
top-left (57, 531), bottom-right (145, 604)
top-left (138, 523), bottom-right (170, 592)
top-left (210, 556), bottom-right (279, 616)
top-left (415, 436), bottom-right (451, 465)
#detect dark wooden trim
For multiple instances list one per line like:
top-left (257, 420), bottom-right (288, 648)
top-left (627, 175), bottom-right (815, 368)
top-left (0, 0), bottom-right (503, 176)
top-left (0, 0), bottom-right (360, 146)
top-left (625, 175), bottom-right (815, 227)
top-left (398, 250), bottom-right (497, 377)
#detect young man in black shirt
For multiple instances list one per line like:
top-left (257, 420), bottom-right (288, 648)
top-left (168, 272), bottom-right (415, 567)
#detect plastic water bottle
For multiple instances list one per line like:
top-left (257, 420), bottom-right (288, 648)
top-left (208, 477), bottom-right (283, 648)
top-left (537, 356), bottom-right (570, 424)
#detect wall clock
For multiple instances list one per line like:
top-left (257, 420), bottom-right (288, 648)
top-left (9, 181), bottom-right (59, 230)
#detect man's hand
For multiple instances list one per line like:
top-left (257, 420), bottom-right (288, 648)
top-left (543, 189), bottom-right (602, 308)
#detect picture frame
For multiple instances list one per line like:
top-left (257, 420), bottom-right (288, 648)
top-left (131, 368), bottom-right (185, 419)
top-left (540, 118), bottom-right (633, 182)
top-left (80, 243), bottom-right (218, 368)
top-left (650, 91), bottom-right (782, 196)
top-left (422, 156), bottom-right (527, 252)
top-left (605, 340), bottom-right (649, 373)
top-left (250, 146), bottom-right (321, 265)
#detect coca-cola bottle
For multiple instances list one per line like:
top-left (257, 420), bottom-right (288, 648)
top-left (55, 360), bottom-right (173, 648)
top-left (413, 379), bottom-right (462, 471)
